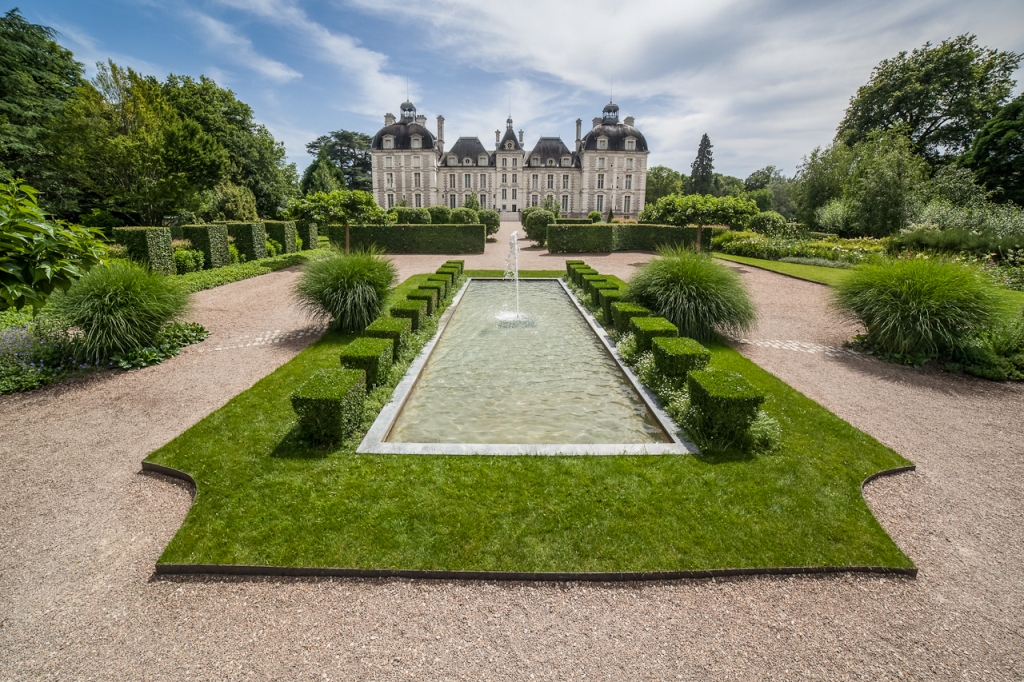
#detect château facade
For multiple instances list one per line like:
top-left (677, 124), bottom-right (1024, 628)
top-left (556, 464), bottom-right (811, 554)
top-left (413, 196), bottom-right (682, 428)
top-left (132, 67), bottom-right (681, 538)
top-left (369, 101), bottom-right (649, 218)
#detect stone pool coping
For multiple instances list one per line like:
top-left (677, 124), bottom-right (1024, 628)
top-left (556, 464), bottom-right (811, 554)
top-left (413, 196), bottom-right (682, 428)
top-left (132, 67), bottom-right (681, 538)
top-left (356, 277), bottom-right (697, 456)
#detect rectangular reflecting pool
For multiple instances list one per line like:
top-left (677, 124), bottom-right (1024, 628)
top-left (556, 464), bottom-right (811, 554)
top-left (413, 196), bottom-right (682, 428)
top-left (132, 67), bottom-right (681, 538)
top-left (358, 279), bottom-right (695, 455)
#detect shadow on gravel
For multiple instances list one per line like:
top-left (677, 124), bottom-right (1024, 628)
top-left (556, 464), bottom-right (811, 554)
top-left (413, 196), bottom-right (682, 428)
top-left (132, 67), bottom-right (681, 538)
top-left (830, 352), bottom-right (1023, 400)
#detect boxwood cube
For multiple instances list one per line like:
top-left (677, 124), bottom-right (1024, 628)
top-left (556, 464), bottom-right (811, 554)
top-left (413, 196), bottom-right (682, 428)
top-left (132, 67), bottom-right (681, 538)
top-left (573, 267), bottom-right (597, 287)
top-left (444, 260), bottom-right (464, 275)
top-left (365, 316), bottom-right (412, 361)
top-left (290, 368), bottom-right (366, 444)
top-left (565, 259), bottom-right (585, 277)
top-left (390, 298), bottom-right (428, 331)
top-left (437, 266), bottom-right (460, 281)
top-left (581, 274), bottom-right (607, 297)
top-left (225, 222), bottom-right (268, 262)
top-left (426, 274), bottom-right (450, 297)
top-left (687, 369), bottom-right (766, 445)
top-left (631, 316), bottom-right (679, 353)
top-left (180, 224), bottom-right (230, 269)
top-left (611, 302), bottom-right (650, 331)
top-left (407, 287), bottom-right (438, 316)
top-left (591, 281), bottom-right (619, 308)
top-left (112, 226), bottom-right (174, 275)
top-left (433, 269), bottom-right (456, 286)
top-left (418, 281), bottom-right (446, 302)
top-left (338, 337), bottom-right (394, 390)
top-left (263, 220), bottom-right (298, 253)
top-left (599, 288), bottom-right (623, 322)
top-left (653, 337), bottom-right (711, 378)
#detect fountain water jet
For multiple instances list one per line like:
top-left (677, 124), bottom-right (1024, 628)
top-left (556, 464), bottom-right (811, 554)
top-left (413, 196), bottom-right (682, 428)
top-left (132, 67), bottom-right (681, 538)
top-left (496, 230), bottom-right (533, 327)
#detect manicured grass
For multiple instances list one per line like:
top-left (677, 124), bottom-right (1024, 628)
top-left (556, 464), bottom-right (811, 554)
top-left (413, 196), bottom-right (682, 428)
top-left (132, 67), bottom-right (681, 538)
top-left (147, 275), bottom-right (913, 572)
top-left (713, 253), bottom-right (851, 286)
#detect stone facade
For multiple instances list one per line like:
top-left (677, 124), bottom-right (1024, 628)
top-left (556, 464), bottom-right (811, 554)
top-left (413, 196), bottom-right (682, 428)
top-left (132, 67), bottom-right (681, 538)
top-left (370, 101), bottom-right (649, 218)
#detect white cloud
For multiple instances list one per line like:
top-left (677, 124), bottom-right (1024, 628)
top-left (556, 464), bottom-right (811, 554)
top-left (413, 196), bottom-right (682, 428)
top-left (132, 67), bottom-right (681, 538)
top-left (47, 21), bottom-right (164, 77)
top-left (188, 11), bottom-right (302, 82)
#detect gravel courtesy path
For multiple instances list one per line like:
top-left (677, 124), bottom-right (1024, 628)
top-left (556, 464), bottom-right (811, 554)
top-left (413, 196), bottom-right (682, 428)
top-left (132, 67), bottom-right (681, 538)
top-left (3, 239), bottom-right (1024, 680)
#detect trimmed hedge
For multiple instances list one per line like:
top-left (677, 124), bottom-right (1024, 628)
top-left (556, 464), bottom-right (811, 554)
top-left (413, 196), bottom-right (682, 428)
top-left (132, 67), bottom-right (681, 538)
top-left (591, 281), bottom-right (619, 308)
top-left (264, 220), bottom-right (298, 254)
top-left (568, 263), bottom-right (591, 285)
top-left (180, 224), bottom-right (230, 269)
top-left (450, 207), bottom-right (479, 224)
top-left (338, 337), bottom-right (393, 390)
top-left (418, 281), bottom-right (446, 301)
top-left (426, 274), bottom-right (451, 297)
top-left (296, 220), bottom-right (318, 252)
top-left (225, 222), bottom-right (268, 262)
top-left (554, 218), bottom-right (595, 225)
top-left (390, 298), bottom-right (427, 331)
top-left (478, 209), bottom-right (500, 236)
top-left (290, 368), bottom-right (366, 444)
top-left (112, 226), bottom-right (174, 275)
top-left (332, 224), bottom-right (485, 254)
top-left (581, 274), bottom-right (607, 297)
top-left (611, 302), bottom-right (651, 332)
top-left (631, 316), bottom-right (679, 352)
top-left (546, 224), bottom-right (715, 254)
top-left (565, 259), bottom-right (585, 276)
top-left (524, 209), bottom-right (555, 243)
top-left (444, 260), bottom-right (465, 276)
top-left (653, 337), bottom-right (711, 378)
top-left (599, 288), bottom-right (623, 321)
top-left (687, 369), bottom-right (766, 446)
top-left (570, 266), bottom-right (594, 286)
top-left (365, 316), bottom-right (412, 361)
top-left (426, 205), bottom-right (452, 224)
top-left (391, 206), bottom-right (431, 224)
top-left (407, 288), bottom-right (438, 316)
top-left (436, 266), bottom-right (460, 281)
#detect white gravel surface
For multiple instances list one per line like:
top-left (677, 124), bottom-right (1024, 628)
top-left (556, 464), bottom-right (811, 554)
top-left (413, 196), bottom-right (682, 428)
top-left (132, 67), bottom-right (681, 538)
top-left (2, 242), bottom-right (1023, 680)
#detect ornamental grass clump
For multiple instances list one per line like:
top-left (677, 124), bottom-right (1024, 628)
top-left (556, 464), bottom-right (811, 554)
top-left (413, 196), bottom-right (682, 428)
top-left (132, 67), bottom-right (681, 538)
top-left (49, 260), bottom-right (189, 362)
top-left (294, 248), bottom-right (397, 332)
top-left (625, 246), bottom-right (755, 341)
top-left (833, 258), bottom-right (1001, 362)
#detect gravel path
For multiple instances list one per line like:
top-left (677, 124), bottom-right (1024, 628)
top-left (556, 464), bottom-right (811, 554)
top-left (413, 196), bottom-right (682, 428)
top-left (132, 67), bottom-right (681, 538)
top-left (2, 237), bottom-right (1023, 680)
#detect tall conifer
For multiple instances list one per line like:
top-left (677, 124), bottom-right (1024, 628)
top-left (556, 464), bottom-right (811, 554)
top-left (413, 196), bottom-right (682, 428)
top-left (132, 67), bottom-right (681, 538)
top-left (690, 134), bottom-right (715, 196)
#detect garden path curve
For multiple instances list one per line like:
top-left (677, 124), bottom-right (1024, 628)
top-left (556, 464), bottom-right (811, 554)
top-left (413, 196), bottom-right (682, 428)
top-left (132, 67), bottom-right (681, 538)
top-left (1, 230), bottom-right (1023, 679)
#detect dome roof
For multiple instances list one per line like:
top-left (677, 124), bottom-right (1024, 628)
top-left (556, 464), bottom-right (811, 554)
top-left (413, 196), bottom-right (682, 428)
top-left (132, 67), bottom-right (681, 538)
top-left (581, 122), bottom-right (648, 153)
top-left (370, 121), bottom-right (436, 151)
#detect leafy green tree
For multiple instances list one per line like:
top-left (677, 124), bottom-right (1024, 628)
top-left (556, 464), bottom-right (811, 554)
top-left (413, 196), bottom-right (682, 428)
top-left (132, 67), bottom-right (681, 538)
top-left (963, 95), bottom-right (1024, 204)
top-left (690, 134), bottom-right (715, 196)
top-left (794, 143), bottom-right (855, 227)
top-left (744, 166), bottom-right (779, 191)
top-left (306, 130), bottom-right (373, 191)
top-left (0, 9), bottom-right (84, 186)
top-left (463, 192), bottom-right (481, 211)
top-left (541, 194), bottom-right (560, 218)
top-left (712, 173), bottom-right (744, 197)
top-left (286, 189), bottom-right (390, 252)
top-left (300, 151), bottom-right (345, 195)
top-left (0, 180), bottom-right (106, 311)
top-left (198, 180), bottom-right (258, 222)
top-left (744, 188), bottom-right (774, 212)
top-left (645, 165), bottom-right (682, 203)
top-left (837, 35), bottom-right (1020, 160)
top-left (639, 193), bottom-right (758, 250)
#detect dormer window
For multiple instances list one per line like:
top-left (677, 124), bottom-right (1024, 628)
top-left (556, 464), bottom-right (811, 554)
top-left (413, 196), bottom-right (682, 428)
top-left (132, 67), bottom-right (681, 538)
top-left (383, 136), bottom-right (394, 149)
top-left (479, 154), bottom-right (488, 166)
top-left (464, 158), bottom-right (473, 166)
top-left (547, 159), bottom-right (555, 167)
top-left (505, 141), bottom-right (514, 150)
top-left (411, 136), bottom-right (422, 149)
top-left (449, 155), bottom-right (457, 165)
top-left (597, 137), bottom-right (608, 150)
top-left (561, 157), bottom-right (571, 166)
top-left (625, 138), bottom-right (636, 151)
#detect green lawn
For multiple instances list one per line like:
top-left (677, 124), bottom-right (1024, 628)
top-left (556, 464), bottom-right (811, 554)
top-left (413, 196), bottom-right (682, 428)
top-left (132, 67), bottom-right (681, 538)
top-left (146, 274), bottom-right (913, 573)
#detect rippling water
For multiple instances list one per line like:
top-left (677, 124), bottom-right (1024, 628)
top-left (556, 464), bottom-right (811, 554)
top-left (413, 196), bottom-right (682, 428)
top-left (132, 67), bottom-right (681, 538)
top-left (387, 280), bottom-right (669, 444)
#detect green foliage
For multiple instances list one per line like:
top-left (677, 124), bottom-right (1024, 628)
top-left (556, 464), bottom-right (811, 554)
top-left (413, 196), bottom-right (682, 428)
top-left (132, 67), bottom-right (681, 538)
top-left (652, 336), bottom-right (711, 378)
top-left (444, 259), bottom-right (464, 275)
top-left (426, 274), bottom-right (451, 297)
top-left (639, 193), bottom-right (759, 233)
top-left (0, 314), bottom-right (79, 393)
top-left (225, 222), bottom-right (267, 262)
top-left (294, 249), bottom-right (397, 332)
top-left (389, 298), bottom-right (427, 332)
top-left (365, 316), bottom-right (412, 361)
top-left (335, 224), bottom-right (485, 254)
top-left (406, 288), bottom-right (437, 316)
top-left (111, 226), bottom-right (174, 275)
top-left (78, 208), bottom-right (123, 232)
top-left (48, 260), bottom-right (188, 361)
top-left (477, 209), bottom-right (500, 236)
top-left (964, 95), bottom-right (1024, 205)
top-left (111, 321), bottom-right (208, 369)
top-left (426, 205), bottom-right (452, 224)
top-left (747, 211), bottom-right (795, 238)
top-left (610, 302), bottom-right (650, 331)
top-left (390, 206), bottom-right (431, 224)
top-left (176, 249), bottom-right (330, 293)
top-left (712, 230), bottom-right (886, 264)
top-left (199, 180), bottom-right (258, 222)
top-left (794, 143), bottom-right (855, 228)
top-left (337, 337), bottom-right (393, 391)
top-left (1, 181), bottom-right (107, 310)
top-left (300, 151), bottom-right (346, 196)
top-left (598, 288), bottom-right (623, 322)
top-left (541, 194), bottom-right (561, 218)
top-left (286, 190), bottom-right (389, 228)
top-left (685, 369), bottom-right (766, 451)
top-left (524, 209), bottom-right (555, 243)
top-left (520, 205), bottom-right (541, 227)
top-left (606, 207), bottom-right (614, 223)
top-left (172, 248), bottom-right (204, 275)
top-left (546, 223), bottom-right (613, 252)
top-left (837, 35), bottom-right (1020, 160)
top-left (626, 247), bottom-right (756, 341)
top-left (450, 207), bottom-right (478, 224)
top-left (888, 227), bottom-right (1024, 259)
top-left (630, 315), bottom-right (679, 352)
top-left (645, 166), bottom-right (683, 204)
top-left (845, 131), bottom-right (931, 236)
top-left (564, 259), bottom-right (585, 276)
top-left (264, 220), bottom-right (297, 254)
top-left (180, 224), bottom-right (230, 269)
top-left (264, 238), bottom-right (281, 258)
top-left (305, 129), bottom-right (372, 191)
top-left (690, 133), bottom-right (715, 195)
top-left (580, 274), bottom-right (607, 298)
top-left (590, 281), bottom-right (618, 307)
top-left (462, 192), bottom-right (481, 211)
top-left (295, 220), bottom-right (317, 252)
top-left (587, 210), bottom-right (602, 223)
top-left (834, 258), bottom-right (1002, 360)
top-left (291, 368), bottom-right (366, 444)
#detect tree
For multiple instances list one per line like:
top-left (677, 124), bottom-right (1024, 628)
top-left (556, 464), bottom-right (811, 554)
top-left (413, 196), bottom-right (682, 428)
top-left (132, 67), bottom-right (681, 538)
top-left (198, 180), bottom-right (258, 222)
top-left (286, 189), bottom-right (390, 252)
top-left (963, 95), bottom-right (1024, 205)
top-left (300, 151), bottom-right (345, 195)
top-left (0, 10), bottom-right (84, 186)
top-left (711, 173), bottom-right (744, 197)
top-left (690, 134), bottom-right (714, 195)
top-left (645, 165), bottom-right (682, 203)
top-left (639, 193), bottom-right (758, 251)
top-left (837, 35), bottom-right (1021, 161)
top-left (541, 194), bottom-right (560, 218)
top-left (463, 192), bottom-right (481, 211)
top-left (306, 130), bottom-right (372, 191)
top-left (0, 180), bottom-right (106, 311)
top-left (794, 143), bottom-right (856, 227)
top-left (744, 166), bottom-right (780, 191)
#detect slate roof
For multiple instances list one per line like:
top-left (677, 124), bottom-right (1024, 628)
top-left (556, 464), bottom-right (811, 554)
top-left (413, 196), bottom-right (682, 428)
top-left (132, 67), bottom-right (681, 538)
top-left (526, 137), bottom-right (573, 166)
top-left (369, 122), bottom-right (436, 151)
top-left (441, 137), bottom-right (491, 166)
top-left (580, 123), bottom-right (648, 153)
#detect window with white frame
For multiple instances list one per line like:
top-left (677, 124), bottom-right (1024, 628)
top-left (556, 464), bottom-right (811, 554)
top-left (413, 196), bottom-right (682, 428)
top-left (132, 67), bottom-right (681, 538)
top-left (511, 188), bottom-right (517, 200)
top-left (412, 155), bottom-right (421, 167)
top-left (512, 157), bottom-right (517, 167)
top-left (562, 157), bottom-right (571, 166)
top-left (464, 174), bottom-right (471, 188)
top-left (501, 173), bottom-right (507, 184)
top-left (531, 174), bottom-right (538, 189)
top-left (480, 155), bottom-right (488, 166)
top-left (502, 188), bottom-right (507, 200)
top-left (413, 172), bottom-right (420, 188)
top-left (511, 173), bottom-right (517, 183)
top-left (596, 195), bottom-right (604, 212)
top-left (385, 156), bottom-right (394, 168)
top-left (415, 194), bottom-right (422, 207)
top-left (449, 155), bottom-right (457, 165)
top-left (546, 174), bottom-right (554, 189)
top-left (383, 137), bottom-right (394, 149)
top-left (625, 139), bottom-right (635, 150)
top-left (502, 157), bottom-right (508, 167)
top-left (480, 195), bottom-right (486, 208)
top-left (448, 173), bottom-right (456, 188)
top-left (597, 138), bottom-right (608, 150)
top-left (624, 196), bottom-right (631, 213)
top-left (386, 172), bottom-right (394, 187)
top-left (625, 174), bottom-right (632, 189)
top-left (597, 173), bottom-right (605, 189)
top-left (387, 194), bottom-right (395, 208)
top-left (598, 157), bottom-right (605, 169)
top-left (531, 195), bottom-right (538, 207)
top-left (626, 158), bottom-right (633, 169)
top-left (479, 173), bottom-right (486, 188)
top-left (450, 195), bottom-right (456, 209)
top-left (411, 136), bottom-right (421, 149)
top-left (562, 174), bottom-right (569, 189)
top-left (561, 195), bottom-right (569, 212)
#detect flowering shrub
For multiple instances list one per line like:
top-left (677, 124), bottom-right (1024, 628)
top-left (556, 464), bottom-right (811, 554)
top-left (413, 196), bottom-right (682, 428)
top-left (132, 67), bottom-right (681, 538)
top-left (712, 231), bottom-right (887, 264)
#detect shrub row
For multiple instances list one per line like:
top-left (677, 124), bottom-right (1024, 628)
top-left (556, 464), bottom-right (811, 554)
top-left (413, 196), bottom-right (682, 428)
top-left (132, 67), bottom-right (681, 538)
top-left (264, 220), bottom-right (298, 254)
top-left (554, 218), bottom-right (595, 225)
top-left (180, 224), bottom-right (231, 269)
top-left (547, 224), bottom-right (714, 254)
top-left (330, 224), bottom-right (486, 254)
top-left (225, 222), bottom-right (268, 262)
top-left (712, 230), bottom-right (886, 264)
top-left (112, 227), bottom-right (175, 275)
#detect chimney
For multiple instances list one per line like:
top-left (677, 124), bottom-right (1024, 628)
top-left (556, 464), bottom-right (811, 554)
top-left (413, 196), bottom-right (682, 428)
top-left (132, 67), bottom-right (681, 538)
top-left (592, 117), bottom-right (601, 128)
top-left (385, 113), bottom-right (396, 126)
top-left (496, 129), bottom-right (500, 147)
top-left (624, 116), bottom-right (635, 126)
top-left (416, 115), bottom-right (427, 125)
top-left (436, 115), bottom-right (445, 155)
top-left (575, 118), bottom-right (582, 152)
top-left (518, 129), bottom-right (524, 144)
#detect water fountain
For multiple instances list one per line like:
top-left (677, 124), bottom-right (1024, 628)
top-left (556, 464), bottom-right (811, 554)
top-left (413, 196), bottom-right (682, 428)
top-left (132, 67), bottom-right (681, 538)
top-left (496, 230), bottom-right (533, 327)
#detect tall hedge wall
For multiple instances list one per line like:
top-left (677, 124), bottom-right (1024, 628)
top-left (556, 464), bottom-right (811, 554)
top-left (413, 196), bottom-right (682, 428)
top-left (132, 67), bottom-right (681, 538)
top-left (180, 224), bottom-right (231, 269)
top-left (296, 220), bottom-right (318, 251)
top-left (263, 220), bottom-right (298, 253)
top-left (112, 226), bottom-right (175, 275)
top-left (546, 224), bottom-right (714, 253)
top-left (225, 222), bottom-right (268, 261)
top-left (330, 224), bottom-right (486, 254)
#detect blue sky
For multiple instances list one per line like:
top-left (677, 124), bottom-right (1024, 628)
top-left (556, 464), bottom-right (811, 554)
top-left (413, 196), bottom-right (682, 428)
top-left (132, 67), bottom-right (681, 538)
top-left (22, 0), bottom-right (1024, 179)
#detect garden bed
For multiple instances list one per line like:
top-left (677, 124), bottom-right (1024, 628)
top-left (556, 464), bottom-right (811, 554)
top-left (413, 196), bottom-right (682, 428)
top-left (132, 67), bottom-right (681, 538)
top-left (145, 273), bottom-right (914, 575)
